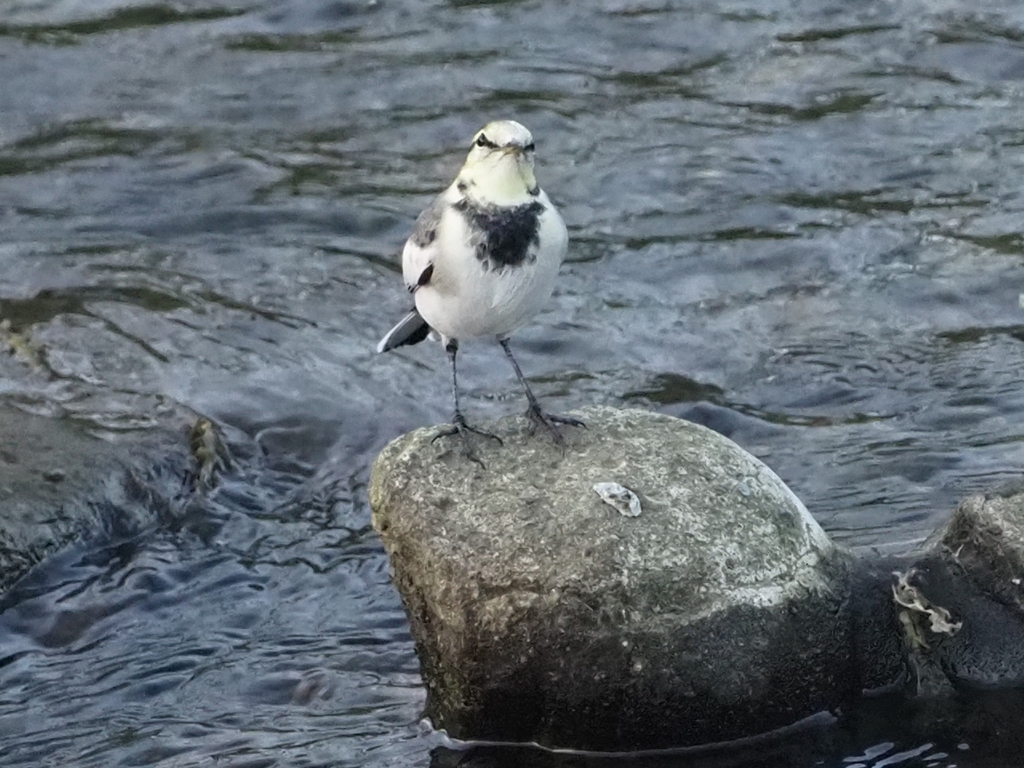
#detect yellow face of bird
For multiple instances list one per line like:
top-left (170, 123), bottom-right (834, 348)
top-left (458, 120), bottom-right (539, 205)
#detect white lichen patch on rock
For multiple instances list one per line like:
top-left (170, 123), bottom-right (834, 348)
top-left (892, 568), bottom-right (962, 651)
top-left (593, 481), bottom-right (642, 517)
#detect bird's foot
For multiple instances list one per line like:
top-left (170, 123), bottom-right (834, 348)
top-left (432, 414), bottom-right (503, 467)
top-left (524, 403), bottom-right (585, 446)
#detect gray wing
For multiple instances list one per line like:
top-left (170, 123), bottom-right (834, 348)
top-left (402, 193), bottom-right (448, 290)
top-left (409, 194), bottom-right (446, 249)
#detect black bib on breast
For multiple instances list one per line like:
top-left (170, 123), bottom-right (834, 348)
top-left (453, 199), bottom-right (546, 271)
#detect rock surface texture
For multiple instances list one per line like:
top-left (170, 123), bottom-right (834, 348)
top-left (937, 490), bottom-right (1024, 616)
top-left (370, 405), bottom-right (860, 750)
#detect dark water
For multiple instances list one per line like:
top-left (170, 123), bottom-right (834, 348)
top-left (2, 0), bottom-right (1024, 765)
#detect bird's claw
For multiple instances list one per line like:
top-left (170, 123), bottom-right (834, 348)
top-left (433, 415), bottom-right (503, 467)
top-left (525, 404), bottom-right (585, 445)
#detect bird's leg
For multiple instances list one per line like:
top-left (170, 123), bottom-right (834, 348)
top-left (432, 339), bottom-right (502, 465)
top-left (499, 338), bottom-right (584, 445)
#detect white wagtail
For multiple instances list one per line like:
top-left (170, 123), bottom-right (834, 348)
top-left (377, 120), bottom-right (583, 461)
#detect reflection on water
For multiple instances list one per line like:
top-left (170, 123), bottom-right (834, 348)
top-left (1, 0), bottom-right (1024, 764)
top-left (428, 690), bottom-right (1024, 768)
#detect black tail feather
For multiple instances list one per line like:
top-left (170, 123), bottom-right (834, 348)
top-left (377, 310), bottom-right (430, 353)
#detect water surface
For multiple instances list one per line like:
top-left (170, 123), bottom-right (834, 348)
top-left (2, 0), bottom-right (1024, 765)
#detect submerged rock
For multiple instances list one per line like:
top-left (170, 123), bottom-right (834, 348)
top-left (0, 404), bottom-right (192, 595)
top-left (370, 405), bottom-right (861, 750)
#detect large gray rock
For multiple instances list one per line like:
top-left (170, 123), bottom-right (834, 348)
top-left (370, 405), bottom-right (862, 750)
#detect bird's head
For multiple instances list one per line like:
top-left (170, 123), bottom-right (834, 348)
top-left (457, 120), bottom-right (539, 205)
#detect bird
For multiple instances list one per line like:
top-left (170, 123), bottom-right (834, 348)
top-left (377, 119), bottom-right (583, 462)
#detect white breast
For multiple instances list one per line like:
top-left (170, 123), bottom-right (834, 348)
top-left (411, 192), bottom-right (567, 342)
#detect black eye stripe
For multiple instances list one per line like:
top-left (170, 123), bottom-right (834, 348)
top-left (472, 134), bottom-right (534, 151)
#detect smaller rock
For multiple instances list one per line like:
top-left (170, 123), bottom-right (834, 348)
top-left (930, 492), bottom-right (1024, 616)
top-left (896, 554), bottom-right (1024, 690)
top-left (911, 491), bottom-right (1024, 690)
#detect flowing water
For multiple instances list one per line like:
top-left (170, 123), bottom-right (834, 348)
top-left (2, 0), bottom-right (1024, 765)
